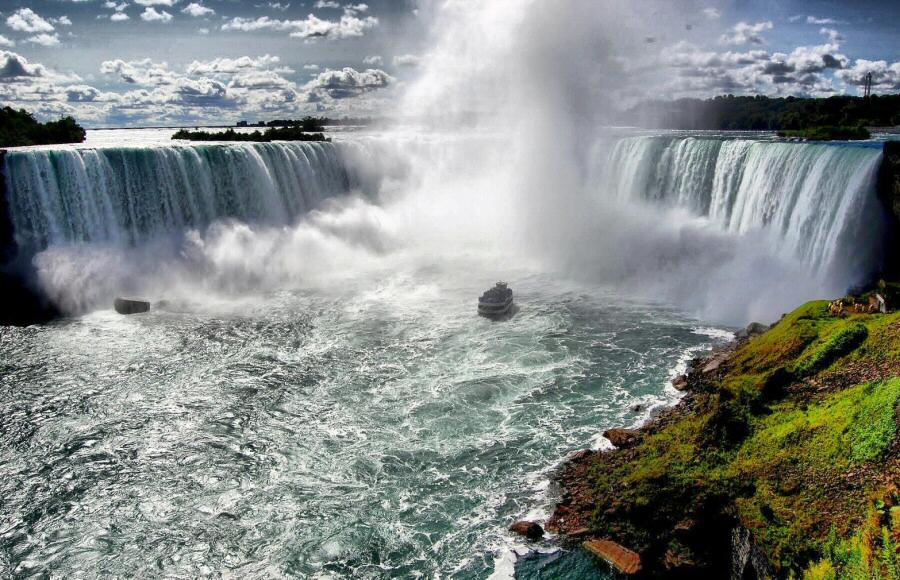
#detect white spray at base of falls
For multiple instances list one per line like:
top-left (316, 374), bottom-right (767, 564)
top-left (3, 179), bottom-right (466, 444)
top-left (0, 129), bottom-right (890, 325)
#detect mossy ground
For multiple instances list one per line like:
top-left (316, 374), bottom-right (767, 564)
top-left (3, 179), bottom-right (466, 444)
top-left (572, 301), bottom-right (900, 577)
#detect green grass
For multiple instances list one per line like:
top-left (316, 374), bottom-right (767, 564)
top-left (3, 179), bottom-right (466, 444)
top-left (581, 300), bottom-right (900, 575)
top-left (804, 502), bottom-right (900, 580)
top-left (793, 322), bottom-right (868, 377)
top-left (735, 379), bottom-right (898, 470)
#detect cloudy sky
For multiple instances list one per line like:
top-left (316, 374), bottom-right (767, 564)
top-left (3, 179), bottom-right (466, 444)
top-left (0, 0), bottom-right (898, 127)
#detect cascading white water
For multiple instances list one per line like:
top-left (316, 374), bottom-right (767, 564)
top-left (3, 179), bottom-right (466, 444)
top-left (604, 135), bottom-right (888, 281)
top-left (3, 141), bottom-right (381, 251)
top-left (1, 132), bottom-right (891, 323)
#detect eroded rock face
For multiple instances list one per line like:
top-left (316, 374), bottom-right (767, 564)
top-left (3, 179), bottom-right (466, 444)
top-left (509, 520), bottom-right (544, 541)
top-left (603, 428), bottom-right (642, 449)
top-left (731, 526), bottom-right (774, 580)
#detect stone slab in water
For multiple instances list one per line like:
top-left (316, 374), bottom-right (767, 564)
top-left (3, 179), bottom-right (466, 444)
top-left (583, 539), bottom-right (643, 575)
top-left (114, 298), bottom-right (150, 315)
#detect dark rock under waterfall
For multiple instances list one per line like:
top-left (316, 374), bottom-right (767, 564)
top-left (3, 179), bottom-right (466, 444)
top-left (0, 151), bottom-right (59, 326)
top-left (878, 141), bottom-right (900, 223)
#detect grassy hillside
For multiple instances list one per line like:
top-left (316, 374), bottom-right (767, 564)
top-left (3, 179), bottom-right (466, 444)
top-left (551, 298), bottom-right (900, 577)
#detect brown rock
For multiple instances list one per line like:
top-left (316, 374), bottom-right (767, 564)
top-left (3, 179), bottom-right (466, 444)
top-left (567, 527), bottom-right (591, 538)
top-left (664, 547), bottom-right (696, 571)
top-left (509, 520), bottom-right (544, 541)
top-left (671, 375), bottom-right (688, 391)
top-left (583, 539), bottom-right (643, 575)
top-left (569, 449), bottom-right (594, 462)
top-left (603, 428), bottom-right (643, 449)
top-left (703, 353), bottom-right (728, 373)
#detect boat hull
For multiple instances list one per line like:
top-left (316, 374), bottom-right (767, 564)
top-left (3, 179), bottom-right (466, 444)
top-left (478, 299), bottom-right (513, 317)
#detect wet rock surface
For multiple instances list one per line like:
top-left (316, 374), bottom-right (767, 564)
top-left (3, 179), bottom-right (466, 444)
top-left (509, 520), bottom-right (544, 541)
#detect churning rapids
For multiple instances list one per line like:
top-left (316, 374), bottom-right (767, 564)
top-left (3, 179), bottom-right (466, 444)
top-left (0, 128), bottom-right (890, 578)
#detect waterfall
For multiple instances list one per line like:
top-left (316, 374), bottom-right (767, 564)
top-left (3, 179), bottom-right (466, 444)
top-left (2, 141), bottom-right (379, 252)
top-left (0, 132), bottom-right (892, 321)
top-left (604, 135), bottom-right (888, 280)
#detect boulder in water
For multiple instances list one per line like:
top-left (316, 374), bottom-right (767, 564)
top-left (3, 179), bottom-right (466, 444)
top-left (509, 520), bottom-right (544, 540)
top-left (603, 428), bottom-right (643, 448)
top-left (114, 298), bottom-right (150, 315)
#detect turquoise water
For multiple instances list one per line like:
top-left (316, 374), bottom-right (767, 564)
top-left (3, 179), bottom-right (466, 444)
top-left (0, 273), bottom-right (729, 578)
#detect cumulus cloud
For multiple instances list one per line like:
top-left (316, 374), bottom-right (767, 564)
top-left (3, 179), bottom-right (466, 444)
top-left (820, 27), bottom-right (844, 44)
top-left (790, 15), bottom-right (841, 25)
top-left (134, 0), bottom-right (177, 5)
top-left (720, 21), bottom-right (773, 46)
top-left (837, 59), bottom-right (900, 92)
top-left (0, 50), bottom-right (50, 79)
top-left (343, 3), bottom-right (368, 15)
top-left (172, 77), bottom-right (229, 105)
top-left (141, 7), bottom-right (173, 22)
top-left (186, 54), bottom-right (284, 75)
top-left (262, 2), bottom-right (291, 11)
top-left (392, 54), bottom-right (420, 67)
top-left (27, 33), bottom-right (61, 47)
top-left (101, 58), bottom-right (175, 84)
top-left (2, 44), bottom-right (397, 126)
top-left (228, 69), bottom-right (295, 90)
top-left (65, 84), bottom-right (102, 102)
top-left (0, 50), bottom-right (88, 119)
top-left (303, 66), bottom-right (392, 99)
top-left (363, 55), bottom-right (383, 66)
top-left (659, 32), bottom-right (850, 98)
top-left (6, 8), bottom-right (56, 33)
top-left (111, 12), bottom-right (130, 22)
top-left (702, 7), bottom-right (720, 20)
top-left (0, 35), bottom-right (14, 48)
top-left (314, 0), bottom-right (340, 8)
top-left (182, 3), bottom-right (215, 17)
top-left (222, 12), bottom-right (378, 39)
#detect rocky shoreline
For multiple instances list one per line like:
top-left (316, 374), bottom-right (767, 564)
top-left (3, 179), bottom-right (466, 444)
top-left (517, 298), bottom-right (900, 578)
top-left (546, 328), bottom-right (761, 577)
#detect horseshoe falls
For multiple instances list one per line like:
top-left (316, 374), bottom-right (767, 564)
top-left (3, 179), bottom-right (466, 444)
top-left (4, 137), bottom-right (888, 274)
top-left (601, 135), bottom-right (889, 284)
top-left (0, 130), bottom-right (894, 579)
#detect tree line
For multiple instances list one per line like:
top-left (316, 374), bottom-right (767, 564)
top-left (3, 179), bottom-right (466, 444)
top-left (0, 107), bottom-right (86, 148)
top-left (172, 126), bottom-right (329, 142)
top-left (627, 94), bottom-right (900, 131)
